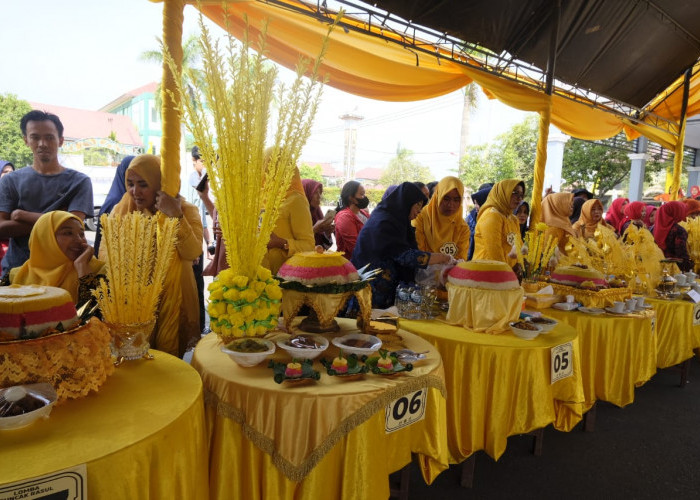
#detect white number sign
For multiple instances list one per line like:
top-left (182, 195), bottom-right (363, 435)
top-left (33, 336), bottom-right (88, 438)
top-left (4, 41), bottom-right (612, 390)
top-left (0, 464), bottom-right (87, 500)
top-left (551, 341), bottom-right (574, 384)
top-left (694, 303), bottom-right (700, 326)
top-left (385, 388), bottom-right (427, 433)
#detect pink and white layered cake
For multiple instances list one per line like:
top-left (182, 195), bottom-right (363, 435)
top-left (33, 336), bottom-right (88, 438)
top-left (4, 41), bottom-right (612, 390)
top-left (447, 260), bottom-right (520, 290)
top-left (550, 265), bottom-right (607, 288)
top-left (0, 285), bottom-right (79, 341)
top-left (277, 251), bottom-right (359, 285)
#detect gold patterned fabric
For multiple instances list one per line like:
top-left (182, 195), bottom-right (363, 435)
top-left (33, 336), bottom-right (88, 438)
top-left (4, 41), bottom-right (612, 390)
top-left (546, 308), bottom-right (657, 407)
top-left (0, 319), bottom-right (114, 403)
top-left (647, 298), bottom-right (700, 368)
top-left (0, 351), bottom-right (209, 500)
top-left (280, 286), bottom-right (372, 332)
top-left (445, 283), bottom-right (523, 333)
top-left (527, 280), bottom-right (633, 308)
top-left (191, 318), bottom-right (449, 497)
top-left (399, 318), bottom-right (585, 463)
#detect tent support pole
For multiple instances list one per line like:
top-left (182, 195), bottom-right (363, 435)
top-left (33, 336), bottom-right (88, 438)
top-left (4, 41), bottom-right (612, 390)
top-left (669, 67), bottom-right (692, 200)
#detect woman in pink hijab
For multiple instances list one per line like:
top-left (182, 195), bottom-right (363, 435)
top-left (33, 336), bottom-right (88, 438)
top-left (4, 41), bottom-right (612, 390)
top-left (653, 201), bottom-right (693, 272)
top-left (619, 201), bottom-right (647, 236)
top-left (605, 197), bottom-right (628, 234)
top-left (643, 204), bottom-right (657, 229)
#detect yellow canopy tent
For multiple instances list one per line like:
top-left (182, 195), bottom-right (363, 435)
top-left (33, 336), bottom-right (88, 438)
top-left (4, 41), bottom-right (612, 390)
top-left (154, 0), bottom-right (700, 221)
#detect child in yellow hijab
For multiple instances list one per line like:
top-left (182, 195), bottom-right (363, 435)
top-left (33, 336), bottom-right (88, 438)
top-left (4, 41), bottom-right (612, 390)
top-left (473, 179), bottom-right (524, 267)
top-left (110, 154), bottom-right (203, 357)
top-left (10, 211), bottom-right (105, 304)
top-left (541, 192), bottom-right (576, 253)
top-left (414, 176), bottom-right (470, 260)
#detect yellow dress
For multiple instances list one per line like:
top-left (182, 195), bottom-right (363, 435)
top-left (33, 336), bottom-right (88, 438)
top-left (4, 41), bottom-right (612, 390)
top-left (263, 191), bottom-right (315, 275)
top-left (473, 179), bottom-right (524, 267)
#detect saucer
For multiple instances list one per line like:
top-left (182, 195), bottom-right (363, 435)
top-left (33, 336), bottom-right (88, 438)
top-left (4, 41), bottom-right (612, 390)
top-left (578, 306), bottom-right (605, 315)
top-left (605, 307), bottom-right (629, 315)
top-left (636, 304), bottom-right (652, 310)
top-left (552, 302), bottom-right (579, 311)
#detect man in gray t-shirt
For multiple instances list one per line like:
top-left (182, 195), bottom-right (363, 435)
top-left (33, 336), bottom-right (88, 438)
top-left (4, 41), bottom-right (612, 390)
top-left (0, 110), bottom-right (93, 275)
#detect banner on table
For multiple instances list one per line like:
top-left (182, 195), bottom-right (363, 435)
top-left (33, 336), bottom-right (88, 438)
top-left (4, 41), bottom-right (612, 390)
top-left (0, 464), bottom-right (87, 500)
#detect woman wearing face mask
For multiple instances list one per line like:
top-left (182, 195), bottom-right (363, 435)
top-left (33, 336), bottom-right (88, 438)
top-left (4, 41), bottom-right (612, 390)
top-left (414, 176), bottom-right (470, 260)
top-left (334, 180), bottom-right (370, 257)
top-left (7, 211), bottom-right (105, 306)
top-left (351, 182), bottom-right (451, 308)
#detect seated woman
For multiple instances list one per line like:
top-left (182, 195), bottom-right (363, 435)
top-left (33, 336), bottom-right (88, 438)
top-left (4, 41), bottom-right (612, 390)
top-left (682, 198), bottom-right (700, 218)
top-left (302, 178), bottom-right (333, 250)
top-left (7, 211), bottom-right (105, 305)
top-left (351, 182), bottom-right (451, 309)
top-left (654, 201), bottom-right (694, 272)
top-left (619, 201), bottom-right (647, 236)
top-left (644, 204), bottom-right (658, 230)
top-left (573, 199), bottom-right (609, 239)
top-left (334, 180), bottom-right (370, 257)
top-left (110, 154), bottom-right (203, 358)
top-left (541, 192), bottom-right (576, 253)
top-left (264, 168), bottom-right (315, 275)
top-left (414, 176), bottom-right (470, 260)
top-left (605, 197), bottom-right (629, 234)
top-left (514, 200), bottom-right (530, 240)
top-left (473, 179), bottom-right (525, 269)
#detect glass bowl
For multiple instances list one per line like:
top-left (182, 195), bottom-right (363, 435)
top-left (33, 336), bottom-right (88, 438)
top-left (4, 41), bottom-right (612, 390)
top-left (509, 321), bottom-right (542, 340)
top-left (220, 338), bottom-right (276, 367)
top-left (332, 333), bottom-right (382, 357)
top-left (527, 316), bottom-right (558, 333)
top-left (0, 383), bottom-right (57, 430)
top-left (276, 334), bottom-right (329, 360)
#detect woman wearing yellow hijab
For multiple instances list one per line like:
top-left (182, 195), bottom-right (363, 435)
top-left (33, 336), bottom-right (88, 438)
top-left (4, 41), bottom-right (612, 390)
top-left (264, 167), bottom-right (315, 275)
top-left (541, 192), bottom-right (576, 253)
top-left (110, 154), bottom-right (203, 358)
top-left (473, 179), bottom-right (524, 267)
top-left (414, 176), bottom-right (470, 260)
top-left (573, 199), bottom-right (609, 239)
top-left (10, 211), bottom-right (105, 304)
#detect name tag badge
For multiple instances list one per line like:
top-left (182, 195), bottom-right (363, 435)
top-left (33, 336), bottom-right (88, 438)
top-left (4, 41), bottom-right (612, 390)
top-left (385, 388), bottom-right (427, 433)
top-left (551, 341), bottom-right (574, 384)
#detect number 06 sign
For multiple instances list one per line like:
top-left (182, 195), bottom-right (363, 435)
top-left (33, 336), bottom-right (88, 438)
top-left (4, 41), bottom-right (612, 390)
top-left (385, 389), bottom-right (427, 433)
top-left (551, 341), bottom-right (574, 384)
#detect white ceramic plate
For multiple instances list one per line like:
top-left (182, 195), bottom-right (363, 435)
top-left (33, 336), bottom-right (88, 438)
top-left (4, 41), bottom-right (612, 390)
top-left (578, 307), bottom-right (605, 315)
top-left (552, 302), bottom-right (578, 311)
top-left (604, 307), bottom-right (629, 315)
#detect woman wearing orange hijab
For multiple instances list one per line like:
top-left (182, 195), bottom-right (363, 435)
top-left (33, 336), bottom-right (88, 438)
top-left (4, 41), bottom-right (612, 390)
top-left (414, 176), bottom-right (470, 260)
top-left (573, 199), bottom-right (609, 239)
top-left (110, 154), bottom-right (203, 357)
top-left (541, 192), bottom-right (576, 253)
top-left (9, 211), bottom-right (105, 304)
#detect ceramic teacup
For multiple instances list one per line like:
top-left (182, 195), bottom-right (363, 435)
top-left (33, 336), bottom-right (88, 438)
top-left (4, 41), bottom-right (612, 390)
top-left (611, 301), bottom-right (625, 313)
top-left (636, 296), bottom-right (647, 308)
top-left (674, 274), bottom-right (687, 286)
top-left (625, 298), bottom-right (637, 312)
top-left (686, 271), bottom-right (697, 282)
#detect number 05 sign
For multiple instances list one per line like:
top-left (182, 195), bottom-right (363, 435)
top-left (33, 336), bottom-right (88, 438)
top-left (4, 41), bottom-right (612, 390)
top-left (551, 342), bottom-right (574, 384)
top-left (385, 389), bottom-right (427, 433)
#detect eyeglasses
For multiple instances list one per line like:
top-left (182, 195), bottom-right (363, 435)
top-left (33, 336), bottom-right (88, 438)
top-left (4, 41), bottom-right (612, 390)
top-left (441, 196), bottom-right (462, 205)
top-left (511, 190), bottom-right (525, 200)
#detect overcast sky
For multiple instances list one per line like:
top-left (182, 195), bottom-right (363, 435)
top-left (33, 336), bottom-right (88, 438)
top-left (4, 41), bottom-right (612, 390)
top-left (1, 0), bottom-right (529, 180)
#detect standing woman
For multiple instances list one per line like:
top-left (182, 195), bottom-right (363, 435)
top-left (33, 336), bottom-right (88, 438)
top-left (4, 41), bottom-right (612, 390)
top-left (414, 176), bottom-right (470, 260)
top-left (352, 182), bottom-right (451, 308)
top-left (302, 178), bottom-right (333, 250)
top-left (541, 192), bottom-right (576, 253)
top-left (573, 199), bottom-right (609, 239)
top-left (334, 180), bottom-right (370, 257)
top-left (110, 154), bottom-right (203, 358)
top-left (605, 197), bottom-right (629, 234)
top-left (654, 201), bottom-right (694, 272)
top-left (473, 179), bottom-right (525, 269)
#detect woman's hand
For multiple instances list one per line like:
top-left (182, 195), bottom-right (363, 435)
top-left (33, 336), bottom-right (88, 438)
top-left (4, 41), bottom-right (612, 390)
top-left (155, 191), bottom-right (183, 218)
top-left (313, 219), bottom-right (333, 234)
top-left (428, 252), bottom-right (451, 265)
top-left (73, 245), bottom-right (94, 278)
top-left (267, 232), bottom-right (288, 250)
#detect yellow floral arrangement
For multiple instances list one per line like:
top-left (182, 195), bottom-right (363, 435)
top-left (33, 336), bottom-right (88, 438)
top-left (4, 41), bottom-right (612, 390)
top-left (165, 12), bottom-right (339, 338)
top-left (523, 223), bottom-right (558, 279)
top-left (680, 217), bottom-right (700, 272)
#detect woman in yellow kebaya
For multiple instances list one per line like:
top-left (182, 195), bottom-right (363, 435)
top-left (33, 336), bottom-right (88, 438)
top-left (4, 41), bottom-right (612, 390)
top-left (264, 167), bottom-right (316, 275)
top-left (414, 176), bottom-right (470, 260)
top-left (9, 210), bottom-right (105, 305)
top-left (541, 192), bottom-right (576, 253)
top-left (110, 154), bottom-right (203, 357)
top-left (473, 179), bottom-right (524, 268)
top-left (573, 199), bottom-right (610, 239)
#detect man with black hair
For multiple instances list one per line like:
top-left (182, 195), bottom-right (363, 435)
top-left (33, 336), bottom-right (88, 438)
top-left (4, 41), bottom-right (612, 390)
top-left (0, 110), bottom-right (93, 275)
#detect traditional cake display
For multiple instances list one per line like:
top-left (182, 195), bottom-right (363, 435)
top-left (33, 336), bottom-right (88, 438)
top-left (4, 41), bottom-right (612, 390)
top-left (0, 285), bottom-right (79, 341)
top-left (550, 265), bottom-right (607, 288)
top-left (0, 286), bottom-right (114, 403)
top-left (447, 260), bottom-right (520, 290)
top-left (446, 260), bottom-right (524, 333)
top-left (278, 251), bottom-right (359, 285)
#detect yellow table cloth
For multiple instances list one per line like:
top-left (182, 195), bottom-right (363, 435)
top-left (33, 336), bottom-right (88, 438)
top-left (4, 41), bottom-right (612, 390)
top-left (646, 297), bottom-right (700, 368)
top-left (192, 319), bottom-right (449, 500)
top-left (399, 318), bottom-right (585, 463)
top-left (546, 308), bottom-right (657, 407)
top-left (0, 351), bottom-right (209, 500)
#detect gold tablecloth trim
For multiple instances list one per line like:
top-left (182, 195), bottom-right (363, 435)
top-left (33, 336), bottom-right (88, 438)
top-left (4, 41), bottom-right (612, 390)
top-left (204, 373), bottom-right (446, 482)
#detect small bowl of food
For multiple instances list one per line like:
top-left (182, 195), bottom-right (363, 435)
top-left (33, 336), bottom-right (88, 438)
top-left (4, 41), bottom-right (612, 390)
top-left (277, 334), bottom-right (329, 360)
top-left (221, 338), bottom-right (276, 367)
top-left (332, 333), bottom-right (382, 357)
top-left (509, 321), bottom-right (542, 340)
top-left (527, 316), bottom-right (558, 333)
top-left (0, 383), bottom-right (57, 430)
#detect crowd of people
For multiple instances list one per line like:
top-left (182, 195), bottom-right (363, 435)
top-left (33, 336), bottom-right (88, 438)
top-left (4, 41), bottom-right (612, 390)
top-left (1, 109), bottom-right (699, 358)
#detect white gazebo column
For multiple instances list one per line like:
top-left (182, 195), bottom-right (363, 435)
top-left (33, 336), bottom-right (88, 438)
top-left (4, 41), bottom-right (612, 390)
top-left (543, 127), bottom-right (570, 192)
top-left (628, 153), bottom-right (649, 201)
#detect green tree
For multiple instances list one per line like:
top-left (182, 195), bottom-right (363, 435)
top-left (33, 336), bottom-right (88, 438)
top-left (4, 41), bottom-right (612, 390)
top-left (299, 163), bottom-right (323, 181)
top-left (380, 147), bottom-right (432, 185)
top-left (0, 94), bottom-right (33, 167)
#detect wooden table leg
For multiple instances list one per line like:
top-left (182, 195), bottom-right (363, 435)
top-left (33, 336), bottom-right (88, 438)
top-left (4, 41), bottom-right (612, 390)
top-left (583, 401), bottom-right (597, 432)
top-left (389, 454), bottom-right (413, 500)
top-left (680, 358), bottom-right (691, 388)
top-left (530, 428), bottom-right (544, 456)
top-left (460, 454), bottom-right (476, 488)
